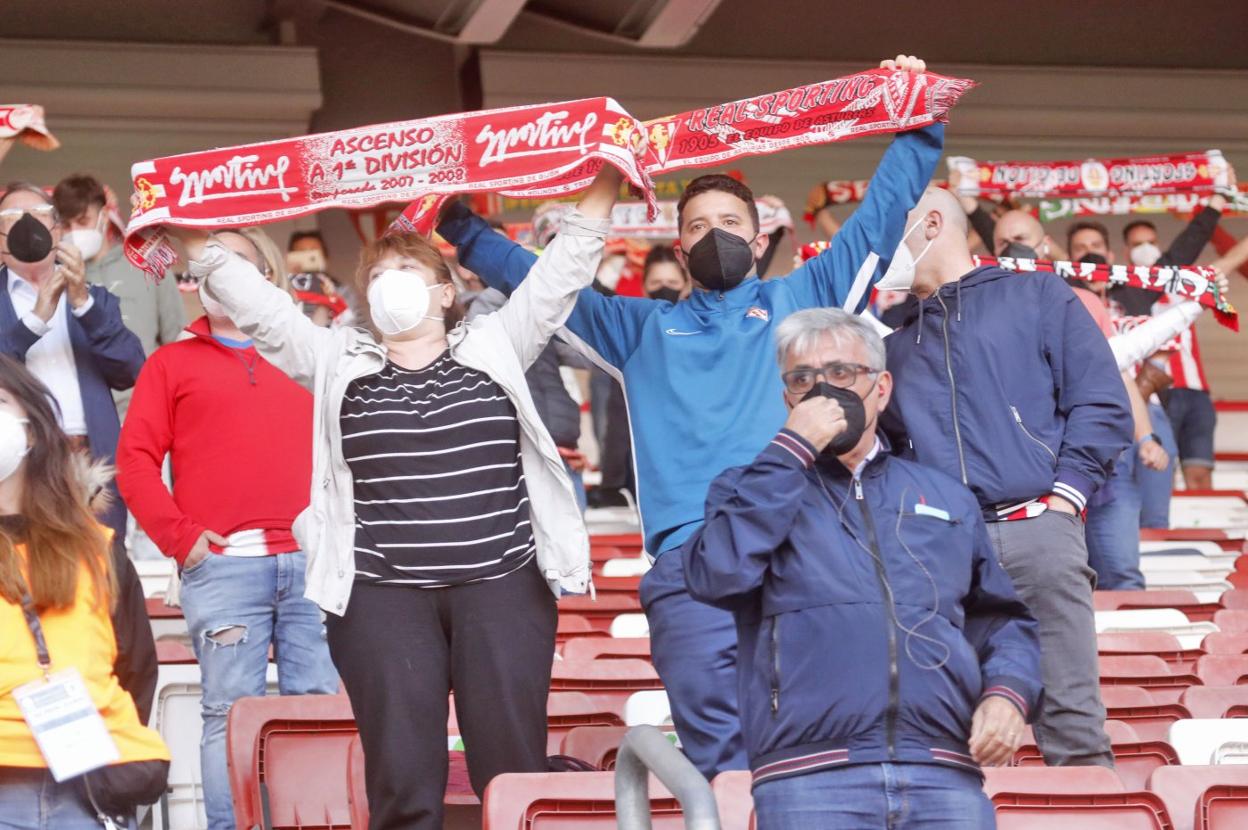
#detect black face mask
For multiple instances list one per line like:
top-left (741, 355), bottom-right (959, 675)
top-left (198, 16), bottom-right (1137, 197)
top-left (997, 241), bottom-right (1039, 260)
top-left (1077, 253), bottom-right (1107, 266)
top-left (648, 286), bottom-right (682, 304)
top-left (801, 381), bottom-right (868, 457)
top-left (5, 213), bottom-right (54, 263)
top-left (685, 227), bottom-right (755, 293)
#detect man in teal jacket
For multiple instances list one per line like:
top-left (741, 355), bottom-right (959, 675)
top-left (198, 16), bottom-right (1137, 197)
top-left (437, 56), bottom-right (943, 777)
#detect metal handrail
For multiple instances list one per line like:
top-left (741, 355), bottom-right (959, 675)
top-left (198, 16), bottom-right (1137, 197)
top-left (614, 725), bottom-right (721, 829)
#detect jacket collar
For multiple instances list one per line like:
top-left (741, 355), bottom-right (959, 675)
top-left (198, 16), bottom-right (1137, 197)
top-left (904, 266), bottom-right (1015, 326)
top-left (685, 277), bottom-right (762, 312)
top-left (814, 431), bottom-right (894, 482)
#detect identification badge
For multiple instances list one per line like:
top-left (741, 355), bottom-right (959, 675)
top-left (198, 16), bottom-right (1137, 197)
top-left (13, 668), bottom-right (119, 781)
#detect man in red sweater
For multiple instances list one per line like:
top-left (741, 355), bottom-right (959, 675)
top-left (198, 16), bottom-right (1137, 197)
top-left (116, 229), bottom-right (337, 830)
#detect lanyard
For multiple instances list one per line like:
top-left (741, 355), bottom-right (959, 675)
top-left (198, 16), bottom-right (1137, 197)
top-left (18, 588), bottom-right (52, 677)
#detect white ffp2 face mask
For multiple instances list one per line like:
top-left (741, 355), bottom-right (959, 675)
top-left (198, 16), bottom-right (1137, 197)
top-left (65, 228), bottom-right (104, 261)
top-left (367, 269), bottom-right (443, 336)
top-left (0, 411), bottom-right (31, 482)
top-left (876, 218), bottom-right (936, 291)
top-left (1130, 242), bottom-right (1162, 267)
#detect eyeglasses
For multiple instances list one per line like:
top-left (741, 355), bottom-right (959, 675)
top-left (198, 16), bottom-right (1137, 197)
top-left (0, 205), bottom-right (58, 233)
top-left (781, 362), bottom-right (880, 395)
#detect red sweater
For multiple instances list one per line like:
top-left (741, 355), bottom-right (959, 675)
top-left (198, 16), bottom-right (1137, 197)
top-left (116, 318), bottom-right (313, 565)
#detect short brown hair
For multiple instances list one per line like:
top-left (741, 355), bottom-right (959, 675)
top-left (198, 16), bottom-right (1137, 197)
top-left (1067, 220), bottom-right (1110, 252)
top-left (357, 233), bottom-right (464, 331)
top-left (52, 174), bottom-right (107, 223)
top-left (677, 174), bottom-right (759, 234)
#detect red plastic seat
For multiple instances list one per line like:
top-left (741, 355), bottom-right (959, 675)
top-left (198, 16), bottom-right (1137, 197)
top-left (710, 771), bottom-right (755, 830)
top-left (1013, 737), bottom-right (1178, 790)
top-left (1094, 589), bottom-right (1222, 622)
top-left (549, 658), bottom-right (662, 714)
top-left (1100, 656), bottom-right (1201, 704)
top-left (1199, 785), bottom-right (1248, 829)
top-left (589, 533), bottom-right (644, 555)
top-left (992, 792), bottom-right (1172, 830)
top-left (1101, 683), bottom-right (1190, 741)
top-left (1214, 610), bottom-right (1248, 633)
top-left (590, 545), bottom-right (626, 564)
top-left (1221, 590), bottom-right (1248, 610)
top-left (562, 637), bottom-right (652, 662)
top-left (482, 771), bottom-right (684, 828)
top-left (1195, 655), bottom-right (1248, 687)
top-left (544, 691), bottom-right (626, 755)
top-left (560, 725), bottom-right (630, 769)
top-left (226, 694), bottom-right (357, 830)
top-left (1100, 632), bottom-right (1202, 673)
top-left (1148, 766), bottom-right (1248, 830)
top-left (982, 765), bottom-right (1124, 797)
top-left (154, 640), bottom-right (196, 664)
top-left (1181, 687), bottom-right (1248, 718)
top-left (557, 595), bottom-right (643, 631)
top-left (555, 615), bottom-right (608, 648)
top-left (145, 596), bottom-right (184, 618)
top-left (1202, 633), bottom-right (1248, 655)
top-left (592, 575), bottom-right (643, 595)
top-left (347, 735), bottom-right (367, 830)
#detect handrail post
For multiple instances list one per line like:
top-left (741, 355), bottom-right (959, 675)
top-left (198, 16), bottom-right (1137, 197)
top-left (614, 725), bottom-right (721, 830)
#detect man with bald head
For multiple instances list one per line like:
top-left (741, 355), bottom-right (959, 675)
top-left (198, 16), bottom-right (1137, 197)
top-left (992, 209), bottom-right (1060, 261)
top-left (880, 187), bottom-right (1132, 768)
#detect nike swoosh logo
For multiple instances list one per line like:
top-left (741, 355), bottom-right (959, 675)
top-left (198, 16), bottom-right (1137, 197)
top-left (664, 328), bottom-right (703, 336)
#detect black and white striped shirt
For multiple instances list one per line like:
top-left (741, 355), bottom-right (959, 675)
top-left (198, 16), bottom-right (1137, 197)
top-left (340, 351), bottom-right (535, 587)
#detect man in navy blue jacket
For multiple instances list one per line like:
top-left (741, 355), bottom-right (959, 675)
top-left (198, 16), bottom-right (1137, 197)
top-left (685, 307), bottom-right (1041, 829)
top-left (437, 56), bottom-right (942, 778)
top-left (0, 182), bottom-right (146, 542)
top-left (881, 188), bottom-right (1132, 768)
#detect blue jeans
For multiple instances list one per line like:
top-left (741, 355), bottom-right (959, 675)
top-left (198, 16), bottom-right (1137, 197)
top-left (751, 763), bottom-right (995, 830)
top-left (565, 460), bottom-right (587, 514)
top-left (1138, 403), bottom-right (1177, 529)
top-left (0, 768), bottom-right (136, 830)
top-left (639, 549), bottom-right (747, 778)
top-left (179, 551), bottom-right (339, 830)
top-left (1085, 446), bottom-right (1145, 590)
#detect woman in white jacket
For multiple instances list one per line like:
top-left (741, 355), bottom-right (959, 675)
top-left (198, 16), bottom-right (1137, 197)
top-left (167, 166), bottom-right (619, 829)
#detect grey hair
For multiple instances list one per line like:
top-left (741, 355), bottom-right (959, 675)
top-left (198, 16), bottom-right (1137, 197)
top-left (774, 308), bottom-right (886, 370)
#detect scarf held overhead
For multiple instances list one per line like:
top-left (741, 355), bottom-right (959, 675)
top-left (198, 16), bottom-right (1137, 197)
top-left (973, 254), bottom-right (1238, 331)
top-left (0, 105), bottom-right (59, 151)
top-left (125, 67), bottom-right (975, 275)
top-left (949, 151), bottom-right (1233, 199)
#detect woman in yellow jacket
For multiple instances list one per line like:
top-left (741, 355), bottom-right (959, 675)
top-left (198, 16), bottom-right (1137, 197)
top-left (0, 356), bottom-right (168, 829)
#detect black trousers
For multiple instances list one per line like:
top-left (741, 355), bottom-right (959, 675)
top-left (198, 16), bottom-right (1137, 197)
top-left (326, 563), bottom-right (557, 830)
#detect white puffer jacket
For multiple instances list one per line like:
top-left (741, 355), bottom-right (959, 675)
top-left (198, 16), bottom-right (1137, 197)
top-left (191, 214), bottom-right (607, 615)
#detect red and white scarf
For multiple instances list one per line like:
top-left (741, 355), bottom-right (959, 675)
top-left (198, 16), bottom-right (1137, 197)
top-left (124, 68), bottom-right (974, 275)
top-left (973, 254), bottom-right (1238, 331)
top-left (531, 198), bottom-right (793, 244)
top-left (0, 105), bottom-right (59, 151)
top-left (1038, 185), bottom-right (1248, 222)
top-left (948, 150), bottom-right (1233, 199)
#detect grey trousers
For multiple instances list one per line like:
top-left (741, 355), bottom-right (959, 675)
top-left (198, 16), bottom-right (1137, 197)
top-left (987, 509), bottom-right (1114, 767)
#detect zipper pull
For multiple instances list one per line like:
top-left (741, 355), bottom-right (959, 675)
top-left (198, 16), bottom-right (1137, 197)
top-left (1010, 405), bottom-right (1022, 424)
top-left (771, 689), bottom-right (779, 713)
top-left (854, 478), bottom-right (864, 500)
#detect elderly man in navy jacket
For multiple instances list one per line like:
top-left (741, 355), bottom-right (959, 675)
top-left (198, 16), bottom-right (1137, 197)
top-left (685, 308), bottom-right (1041, 830)
top-left (0, 182), bottom-right (145, 541)
top-left (881, 188), bottom-right (1133, 769)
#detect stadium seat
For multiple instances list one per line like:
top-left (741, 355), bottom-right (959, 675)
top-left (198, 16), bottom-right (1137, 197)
top-left (1169, 719), bottom-right (1248, 765)
top-left (1198, 785), bottom-right (1248, 829)
top-left (555, 615), bottom-right (608, 648)
top-left (609, 613), bottom-right (650, 638)
top-left (543, 691), bottom-right (626, 755)
top-left (562, 636), bottom-right (651, 662)
top-left (548, 658), bottom-right (662, 714)
top-left (557, 594), bottom-right (643, 631)
top-left (560, 725), bottom-right (630, 769)
top-left (155, 639), bottom-right (196, 664)
top-left (347, 735), bottom-right (367, 830)
top-left (590, 545), bottom-right (627, 564)
top-left (600, 555), bottom-right (651, 577)
top-left (991, 792), bottom-right (1172, 830)
top-left (592, 574), bottom-right (643, 595)
top-left (1014, 733), bottom-right (1176, 790)
top-left (135, 558), bottom-right (175, 599)
top-left (1101, 686), bottom-right (1193, 742)
top-left (1194, 655), bottom-right (1248, 687)
top-left (1213, 610), bottom-right (1248, 633)
top-left (711, 771), bottom-right (755, 830)
top-left (1096, 590), bottom-right (1223, 624)
top-left (1181, 686), bottom-right (1248, 719)
top-left (1147, 765), bottom-right (1248, 830)
top-left (982, 765), bottom-right (1125, 797)
top-left (146, 595), bottom-right (190, 641)
top-left (1099, 631), bottom-right (1202, 673)
top-left (1200, 633), bottom-right (1248, 655)
top-left (482, 771), bottom-right (684, 829)
top-left (1222, 590), bottom-right (1248, 611)
top-left (1099, 655), bottom-right (1201, 704)
top-left (226, 693), bottom-right (356, 830)
top-left (589, 533), bottom-right (644, 555)
top-left (1142, 574), bottom-right (1233, 604)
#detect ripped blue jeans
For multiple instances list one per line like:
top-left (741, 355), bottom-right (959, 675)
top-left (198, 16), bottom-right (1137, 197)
top-left (179, 551), bottom-right (339, 830)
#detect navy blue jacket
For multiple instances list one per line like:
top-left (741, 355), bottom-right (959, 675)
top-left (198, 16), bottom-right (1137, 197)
top-left (0, 267), bottom-right (146, 537)
top-left (882, 267), bottom-right (1131, 514)
top-left (683, 430), bottom-right (1042, 787)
